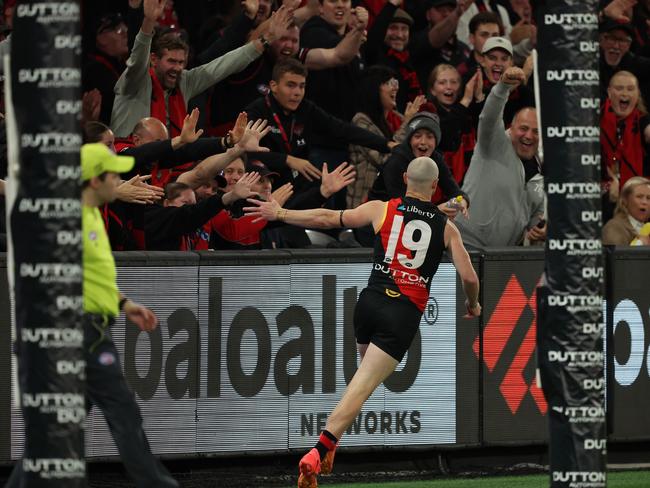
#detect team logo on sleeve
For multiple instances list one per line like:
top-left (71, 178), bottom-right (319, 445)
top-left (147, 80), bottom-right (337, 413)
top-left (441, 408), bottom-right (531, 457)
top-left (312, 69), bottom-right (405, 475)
top-left (385, 289), bottom-right (401, 298)
top-left (98, 352), bottom-right (116, 366)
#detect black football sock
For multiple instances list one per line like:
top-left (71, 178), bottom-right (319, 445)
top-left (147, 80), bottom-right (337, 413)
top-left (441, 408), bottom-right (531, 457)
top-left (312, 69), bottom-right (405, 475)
top-left (314, 430), bottom-right (338, 460)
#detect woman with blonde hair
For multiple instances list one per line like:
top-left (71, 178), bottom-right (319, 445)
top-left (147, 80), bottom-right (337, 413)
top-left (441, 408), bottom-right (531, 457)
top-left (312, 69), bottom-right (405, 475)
top-left (603, 176), bottom-right (650, 246)
top-left (601, 70), bottom-right (650, 221)
top-left (426, 63), bottom-right (481, 185)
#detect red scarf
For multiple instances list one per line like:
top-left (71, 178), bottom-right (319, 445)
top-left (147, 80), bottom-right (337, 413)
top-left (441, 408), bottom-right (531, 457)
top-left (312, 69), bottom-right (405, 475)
top-left (444, 130), bottom-right (476, 184)
top-left (387, 49), bottom-right (423, 102)
top-left (601, 98), bottom-right (645, 188)
top-left (149, 68), bottom-right (186, 138)
top-left (386, 111), bottom-right (403, 134)
top-left (387, 48), bottom-right (409, 64)
top-left (149, 68), bottom-right (191, 187)
top-left (114, 137), bottom-right (135, 154)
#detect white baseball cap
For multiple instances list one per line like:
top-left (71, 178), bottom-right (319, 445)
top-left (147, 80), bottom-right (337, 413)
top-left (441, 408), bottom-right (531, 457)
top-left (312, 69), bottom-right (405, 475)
top-left (482, 36), bottom-right (513, 56)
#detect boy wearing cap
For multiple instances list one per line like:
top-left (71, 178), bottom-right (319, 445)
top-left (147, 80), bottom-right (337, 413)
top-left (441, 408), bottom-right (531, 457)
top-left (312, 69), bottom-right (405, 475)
top-left (365, 0), bottom-right (423, 112)
top-left (480, 36), bottom-right (514, 85)
top-left (470, 36), bottom-right (534, 127)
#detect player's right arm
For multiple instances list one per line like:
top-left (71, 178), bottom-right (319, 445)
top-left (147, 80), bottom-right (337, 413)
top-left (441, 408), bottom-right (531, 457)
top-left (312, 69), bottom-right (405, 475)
top-left (244, 198), bottom-right (387, 230)
top-left (444, 220), bottom-right (481, 317)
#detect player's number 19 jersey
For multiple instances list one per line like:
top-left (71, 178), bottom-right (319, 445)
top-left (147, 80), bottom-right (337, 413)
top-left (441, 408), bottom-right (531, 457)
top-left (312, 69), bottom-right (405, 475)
top-left (368, 197), bottom-right (447, 312)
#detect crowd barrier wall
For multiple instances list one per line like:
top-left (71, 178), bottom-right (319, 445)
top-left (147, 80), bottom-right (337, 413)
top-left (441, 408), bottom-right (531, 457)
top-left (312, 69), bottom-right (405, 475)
top-left (0, 248), bottom-right (648, 461)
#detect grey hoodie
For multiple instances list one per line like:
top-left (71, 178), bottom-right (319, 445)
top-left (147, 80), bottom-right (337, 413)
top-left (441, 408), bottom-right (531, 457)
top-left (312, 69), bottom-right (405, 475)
top-left (453, 82), bottom-right (531, 247)
top-left (110, 30), bottom-right (260, 137)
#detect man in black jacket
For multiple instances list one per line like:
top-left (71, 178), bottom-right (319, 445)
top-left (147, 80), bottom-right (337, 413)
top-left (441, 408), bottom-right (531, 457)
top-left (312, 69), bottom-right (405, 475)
top-left (410, 0), bottom-right (472, 89)
top-left (365, 2), bottom-right (423, 113)
top-left (299, 2), bottom-right (370, 208)
top-left (300, 0), bottom-right (365, 124)
top-left (109, 111), bottom-right (268, 250)
top-left (246, 57), bottom-right (393, 202)
top-left (207, 12), bottom-right (366, 137)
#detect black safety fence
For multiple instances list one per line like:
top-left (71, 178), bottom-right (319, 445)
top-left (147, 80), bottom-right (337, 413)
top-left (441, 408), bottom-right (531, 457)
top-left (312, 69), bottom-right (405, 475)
top-left (0, 248), bottom-right (648, 462)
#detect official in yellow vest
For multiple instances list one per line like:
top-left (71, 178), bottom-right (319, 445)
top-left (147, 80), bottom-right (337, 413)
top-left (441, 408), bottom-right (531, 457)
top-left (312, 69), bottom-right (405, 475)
top-left (81, 143), bottom-right (178, 487)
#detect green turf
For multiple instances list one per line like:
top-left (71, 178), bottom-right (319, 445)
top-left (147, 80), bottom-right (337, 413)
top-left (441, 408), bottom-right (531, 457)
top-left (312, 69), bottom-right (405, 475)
top-left (285, 470), bottom-right (650, 487)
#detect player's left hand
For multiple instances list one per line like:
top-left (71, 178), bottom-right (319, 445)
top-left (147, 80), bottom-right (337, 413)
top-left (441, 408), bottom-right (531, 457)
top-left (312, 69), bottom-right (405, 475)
top-left (463, 299), bottom-right (481, 319)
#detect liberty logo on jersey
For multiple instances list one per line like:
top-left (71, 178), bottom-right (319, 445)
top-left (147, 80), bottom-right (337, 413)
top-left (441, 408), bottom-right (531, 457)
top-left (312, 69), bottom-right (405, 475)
top-left (473, 274), bottom-right (548, 415)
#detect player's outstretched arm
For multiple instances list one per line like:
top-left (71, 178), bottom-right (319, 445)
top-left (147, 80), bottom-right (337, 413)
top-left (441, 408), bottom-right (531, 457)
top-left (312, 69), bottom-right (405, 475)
top-left (244, 199), bottom-right (385, 230)
top-left (445, 221), bottom-right (481, 317)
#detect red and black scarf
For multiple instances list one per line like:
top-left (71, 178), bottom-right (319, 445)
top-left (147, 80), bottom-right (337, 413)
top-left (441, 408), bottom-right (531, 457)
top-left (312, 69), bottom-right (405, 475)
top-left (386, 49), bottom-right (423, 103)
top-left (149, 67), bottom-right (186, 137)
top-left (601, 98), bottom-right (645, 188)
top-left (149, 68), bottom-right (193, 187)
top-left (385, 110), bottom-right (403, 134)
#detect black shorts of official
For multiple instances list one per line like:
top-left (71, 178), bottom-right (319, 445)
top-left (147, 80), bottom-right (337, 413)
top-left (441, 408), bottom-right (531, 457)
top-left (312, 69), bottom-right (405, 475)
top-left (354, 287), bottom-right (423, 362)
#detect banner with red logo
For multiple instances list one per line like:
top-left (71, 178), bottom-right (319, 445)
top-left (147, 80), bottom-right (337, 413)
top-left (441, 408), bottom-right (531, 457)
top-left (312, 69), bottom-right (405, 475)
top-left (480, 252), bottom-right (547, 444)
top-left (537, 1), bottom-right (606, 486)
top-left (6, 1), bottom-right (84, 485)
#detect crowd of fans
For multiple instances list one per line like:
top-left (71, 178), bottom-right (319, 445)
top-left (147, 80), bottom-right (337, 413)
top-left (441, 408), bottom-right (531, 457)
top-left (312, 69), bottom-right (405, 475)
top-left (0, 0), bottom-right (649, 248)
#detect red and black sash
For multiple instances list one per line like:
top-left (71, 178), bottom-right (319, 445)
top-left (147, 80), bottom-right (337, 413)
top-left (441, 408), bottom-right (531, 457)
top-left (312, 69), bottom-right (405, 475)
top-left (601, 98), bottom-right (644, 188)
